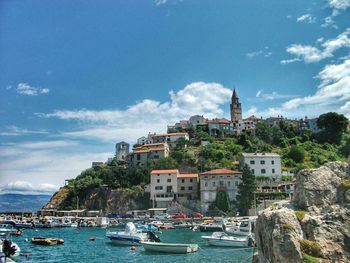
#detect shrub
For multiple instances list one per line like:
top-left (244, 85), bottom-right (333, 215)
top-left (295, 210), bottom-right (306, 222)
top-left (280, 223), bottom-right (294, 231)
top-left (300, 240), bottom-right (322, 257)
top-left (340, 179), bottom-right (350, 191)
top-left (288, 145), bottom-right (305, 163)
top-left (302, 253), bottom-right (320, 263)
top-left (255, 176), bottom-right (271, 181)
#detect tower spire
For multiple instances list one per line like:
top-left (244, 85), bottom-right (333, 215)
top-left (230, 88), bottom-right (242, 122)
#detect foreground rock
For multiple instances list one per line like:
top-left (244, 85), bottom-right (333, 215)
top-left (255, 162), bottom-right (350, 263)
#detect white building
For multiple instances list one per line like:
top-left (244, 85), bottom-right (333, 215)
top-left (150, 169), bottom-right (179, 207)
top-left (129, 143), bottom-right (170, 166)
top-left (199, 168), bottom-right (242, 212)
top-left (137, 136), bottom-right (147, 146)
top-left (149, 132), bottom-right (189, 148)
top-left (240, 153), bottom-right (282, 178)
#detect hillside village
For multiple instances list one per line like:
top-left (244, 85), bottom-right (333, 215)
top-left (44, 89), bottom-right (350, 216)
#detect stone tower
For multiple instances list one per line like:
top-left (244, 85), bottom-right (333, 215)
top-left (115, 141), bottom-right (129, 161)
top-left (230, 89), bottom-right (242, 122)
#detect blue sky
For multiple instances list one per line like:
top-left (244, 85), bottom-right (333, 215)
top-left (0, 0), bottom-right (349, 194)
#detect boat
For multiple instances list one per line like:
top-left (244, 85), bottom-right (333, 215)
top-left (141, 242), bottom-right (198, 253)
top-left (202, 232), bottom-right (254, 247)
top-left (159, 223), bottom-right (175, 230)
top-left (106, 222), bottom-right (159, 245)
top-left (0, 221), bottom-right (17, 236)
top-left (225, 219), bottom-right (255, 236)
top-left (199, 219), bottom-right (225, 232)
top-left (31, 237), bottom-right (64, 246)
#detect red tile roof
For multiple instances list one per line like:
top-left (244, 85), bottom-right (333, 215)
top-left (133, 147), bottom-right (165, 154)
top-left (200, 168), bottom-right (241, 176)
top-left (152, 132), bottom-right (188, 137)
top-left (177, 173), bottom-right (198, 178)
top-left (151, 169), bottom-right (179, 174)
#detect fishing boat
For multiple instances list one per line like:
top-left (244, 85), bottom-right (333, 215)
top-left (141, 242), bottom-right (198, 253)
top-left (202, 232), bottom-right (254, 247)
top-left (106, 222), bottom-right (159, 245)
top-left (31, 237), bottom-right (64, 246)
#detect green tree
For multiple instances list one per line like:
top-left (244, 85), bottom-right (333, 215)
top-left (236, 164), bottom-right (256, 216)
top-left (255, 122), bottom-right (272, 143)
top-left (288, 145), bottom-right (305, 163)
top-left (215, 191), bottom-right (231, 212)
top-left (316, 112), bottom-right (348, 144)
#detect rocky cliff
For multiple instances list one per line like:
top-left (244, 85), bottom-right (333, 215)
top-left (43, 186), bottom-right (150, 214)
top-left (255, 162), bottom-right (350, 263)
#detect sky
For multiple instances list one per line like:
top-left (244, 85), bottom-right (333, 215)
top-left (0, 0), bottom-right (350, 194)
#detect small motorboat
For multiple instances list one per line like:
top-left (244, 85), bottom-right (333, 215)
top-left (31, 237), bottom-right (64, 246)
top-left (199, 219), bottom-right (224, 232)
top-left (159, 223), bottom-right (175, 230)
top-left (202, 232), bottom-right (254, 247)
top-left (106, 222), bottom-right (159, 245)
top-left (141, 241), bottom-right (198, 254)
top-left (225, 219), bottom-right (255, 236)
top-left (0, 221), bottom-right (17, 236)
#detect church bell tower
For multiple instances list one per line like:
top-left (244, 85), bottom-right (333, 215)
top-left (230, 89), bottom-right (242, 122)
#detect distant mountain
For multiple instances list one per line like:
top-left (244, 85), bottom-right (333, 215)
top-left (0, 194), bottom-right (52, 212)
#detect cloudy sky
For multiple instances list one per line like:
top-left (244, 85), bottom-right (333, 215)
top-left (0, 0), bottom-right (349, 194)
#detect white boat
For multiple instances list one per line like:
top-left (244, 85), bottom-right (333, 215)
top-left (202, 232), bottom-right (254, 247)
top-left (70, 222), bottom-right (78, 228)
top-left (225, 219), bottom-right (255, 236)
top-left (141, 241), bottom-right (198, 253)
top-left (106, 222), bottom-right (149, 245)
top-left (0, 222), bottom-right (17, 236)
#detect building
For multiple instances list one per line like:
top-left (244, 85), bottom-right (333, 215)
top-left (137, 136), bottom-right (147, 146)
top-left (150, 169), bottom-right (179, 207)
top-left (302, 117), bottom-right (319, 133)
top-left (256, 179), bottom-right (295, 199)
top-left (240, 152), bottom-right (282, 178)
top-left (265, 116), bottom-right (285, 126)
top-left (129, 143), bottom-right (170, 166)
top-left (199, 168), bottom-right (242, 212)
top-left (230, 89), bottom-right (242, 122)
top-left (115, 141), bottom-right (129, 162)
top-left (234, 115), bottom-right (261, 134)
top-left (189, 115), bottom-right (206, 126)
top-left (207, 118), bottom-right (235, 137)
top-left (149, 132), bottom-right (189, 148)
top-left (177, 173), bottom-right (199, 202)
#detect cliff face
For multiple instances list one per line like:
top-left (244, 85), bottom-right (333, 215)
top-left (255, 162), bottom-right (350, 263)
top-left (43, 186), bottom-right (150, 214)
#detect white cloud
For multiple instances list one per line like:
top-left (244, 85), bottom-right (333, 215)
top-left (321, 16), bottom-right (338, 29)
top-left (0, 126), bottom-right (48, 136)
top-left (322, 0), bottom-right (350, 29)
top-left (154, 0), bottom-right (182, 6)
top-left (255, 90), bottom-right (298, 100)
top-left (10, 83), bottom-right (50, 96)
top-left (328, 0), bottom-right (350, 11)
top-left (253, 58), bottom-right (350, 118)
top-left (37, 82), bottom-right (232, 141)
top-left (246, 46), bottom-right (272, 59)
top-left (0, 181), bottom-right (58, 195)
top-left (281, 28), bottom-right (350, 64)
top-left (296, 14), bottom-right (316, 24)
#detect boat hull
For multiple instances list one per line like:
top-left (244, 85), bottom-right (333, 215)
top-left (202, 237), bottom-right (248, 247)
top-left (199, 226), bottom-right (223, 232)
top-left (108, 237), bottom-right (143, 246)
top-left (141, 242), bottom-right (198, 254)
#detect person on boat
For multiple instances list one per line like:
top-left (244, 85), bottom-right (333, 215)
top-left (15, 228), bottom-right (22, 236)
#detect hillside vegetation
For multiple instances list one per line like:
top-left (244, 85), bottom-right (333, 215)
top-left (56, 112), bottom-right (349, 209)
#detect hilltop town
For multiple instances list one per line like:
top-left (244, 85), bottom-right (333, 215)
top-left (42, 89), bottom-right (350, 217)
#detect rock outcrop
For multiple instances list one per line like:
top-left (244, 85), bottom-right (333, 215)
top-left (255, 161), bottom-right (350, 263)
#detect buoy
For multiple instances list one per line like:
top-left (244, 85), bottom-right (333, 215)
top-left (25, 253), bottom-right (30, 257)
top-left (130, 246), bottom-right (136, 251)
top-left (89, 237), bottom-right (95, 241)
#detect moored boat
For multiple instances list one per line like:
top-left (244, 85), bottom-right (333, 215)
top-left (31, 237), bottom-right (64, 246)
top-left (141, 241), bottom-right (198, 253)
top-left (199, 219), bottom-right (224, 232)
top-left (202, 232), bottom-right (254, 247)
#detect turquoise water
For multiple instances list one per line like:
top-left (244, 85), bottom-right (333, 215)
top-left (11, 228), bottom-right (254, 262)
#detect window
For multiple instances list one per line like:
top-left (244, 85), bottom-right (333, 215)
top-left (137, 154), bottom-right (141, 160)
top-left (190, 179), bottom-right (193, 182)
top-left (181, 186), bottom-right (185, 191)
top-left (219, 181), bottom-right (224, 186)
top-left (155, 186), bottom-right (163, 190)
top-left (167, 178), bottom-right (171, 183)
top-left (205, 182), bottom-right (208, 187)
top-left (250, 160), bottom-right (255, 165)
top-left (188, 186), bottom-right (193, 190)
top-left (272, 169), bottom-right (275, 174)
top-left (261, 169), bottom-right (266, 174)
top-left (212, 182), bottom-right (216, 187)
top-left (251, 169), bottom-right (255, 174)
top-left (235, 181), bottom-right (239, 186)
top-left (271, 160), bottom-right (275, 165)
top-left (157, 179), bottom-right (160, 183)
top-left (227, 181), bottom-right (231, 187)
top-left (260, 160), bottom-right (265, 165)
top-left (153, 155), bottom-right (159, 159)
top-left (181, 179), bottom-right (185, 183)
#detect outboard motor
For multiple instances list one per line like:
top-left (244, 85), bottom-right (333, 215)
top-left (2, 239), bottom-right (17, 257)
top-left (147, 231), bottom-right (161, 242)
top-left (247, 235), bottom-right (255, 247)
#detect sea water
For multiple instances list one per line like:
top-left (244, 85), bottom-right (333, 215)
top-left (12, 228), bottom-right (254, 262)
